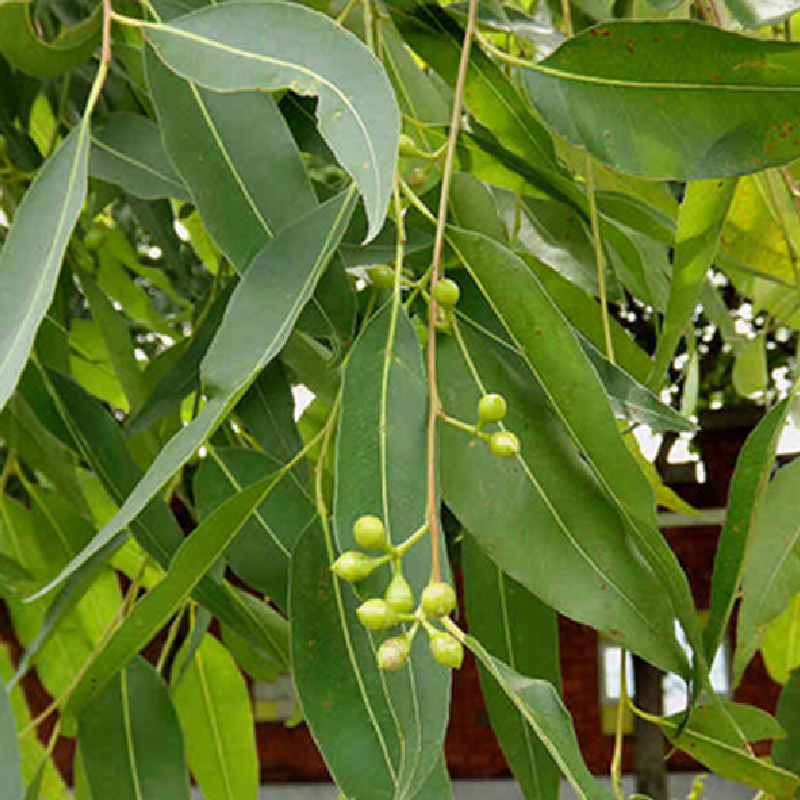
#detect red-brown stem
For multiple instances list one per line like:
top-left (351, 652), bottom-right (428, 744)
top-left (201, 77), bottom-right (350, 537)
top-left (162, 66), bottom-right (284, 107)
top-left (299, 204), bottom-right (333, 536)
top-left (102, 0), bottom-right (113, 65)
top-left (425, 0), bottom-right (478, 582)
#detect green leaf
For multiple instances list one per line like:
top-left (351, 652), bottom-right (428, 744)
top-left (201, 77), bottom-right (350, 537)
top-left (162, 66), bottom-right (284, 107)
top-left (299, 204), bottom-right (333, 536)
top-left (34, 188), bottom-right (355, 600)
top-left (145, 47), bottom-right (317, 268)
top-left (733, 337), bottom-right (769, 398)
top-left (724, 0), bottom-right (800, 28)
top-left (463, 634), bottom-right (615, 800)
top-left (194, 447), bottom-right (316, 610)
top-left (171, 636), bottom-right (258, 800)
top-left (0, 121), bottom-right (88, 413)
top-left (462, 535), bottom-right (560, 800)
top-left (735, 455), bottom-right (800, 683)
top-left (522, 21), bottom-right (800, 179)
top-left (763, 594), bottom-right (800, 684)
top-left (447, 227), bottom-right (698, 671)
top-left (0, 2), bottom-right (101, 78)
top-left (35, 367), bottom-right (291, 667)
top-left (292, 521), bottom-right (448, 800)
top-left (62, 472), bottom-right (284, 718)
top-left (78, 657), bottom-right (190, 800)
top-left (774, 668), bottom-right (800, 775)
top-left (144, 2), bottom-right (399, 239)
top-left (328, 301), bottom-right (450, 799)
top-left (0, 675), bottom-right (23, 800)
top-left (89, 113), bottom-right (190, 201)
top-left (438, 321), bottom-right (688, 675)
top-left (650, 178), bottom-right (737, 388)
top-left (580, 337), bottom-right (696, 433)
top-left (656, 703), bottom-right (799, 797)
top-left (394, 5), bottom-right (557, 169)
top-left (705, 399), bottom-right (791, 664)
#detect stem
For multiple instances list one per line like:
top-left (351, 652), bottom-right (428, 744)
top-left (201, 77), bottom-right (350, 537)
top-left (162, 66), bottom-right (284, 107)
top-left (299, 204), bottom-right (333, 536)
top-left (586, 162), bottom-right (615, 362)
top-left (394, 521), bottom-right (431, 558)
top-left (557, 0), bottom-right (614, 363)
top-left (426, 0), bottom-right (479, 582)
top-left (439, 414), bottom-right (479, 437)
top-left (156, 604), bottom-right (186, 675)
top-left (610, 650), bottom-right (627, 800)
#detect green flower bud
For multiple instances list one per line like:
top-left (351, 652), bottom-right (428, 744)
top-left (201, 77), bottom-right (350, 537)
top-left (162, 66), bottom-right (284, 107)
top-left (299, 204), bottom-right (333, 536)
top-left (489, 431), bottom-right (520, 459)
top-left (420, 582), bottom-right (457, 619)
top-left (353, 515), bottom-right (388, 550)
top-left (429, 632), bottom-right (464, 669)
top-left (478, 393), bottom-right (507, 424)
top-left (331, 551), bottom-right (379, 583)
top-left (432, 278), bottom-right (460, 308)
top-left (377, 636), bottom-right (411, 671)
top-left (357, 599), bottom-right (399, 631)
top-left (385, 574), bottom-right (415, 614)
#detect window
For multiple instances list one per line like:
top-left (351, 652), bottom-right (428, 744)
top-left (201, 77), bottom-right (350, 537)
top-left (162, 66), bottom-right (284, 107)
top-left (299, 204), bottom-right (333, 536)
top-left (598, 618), bottom-right (731, 734)
top-left (252, 673), bottom-right (296, 723)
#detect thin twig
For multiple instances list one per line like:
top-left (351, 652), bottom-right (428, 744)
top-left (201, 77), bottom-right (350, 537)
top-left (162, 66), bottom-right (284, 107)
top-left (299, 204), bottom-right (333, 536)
top-left (425, 0), bottom-right (479, 582)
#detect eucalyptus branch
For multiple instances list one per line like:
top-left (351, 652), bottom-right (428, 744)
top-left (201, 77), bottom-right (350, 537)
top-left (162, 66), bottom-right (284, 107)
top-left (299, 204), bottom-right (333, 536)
top-left (425, 0), bottom-right (479, 582)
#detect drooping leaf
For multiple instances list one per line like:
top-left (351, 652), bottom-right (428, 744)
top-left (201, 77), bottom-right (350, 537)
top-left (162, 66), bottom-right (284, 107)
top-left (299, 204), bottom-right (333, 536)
top-left (463, 535), bottom-right (561, 800)
top-left (0, 646), bottom-right (69, 800)
top-left (438, 320), bottom-right (688, 675)
top-left (733, 337), bottom-right (769, 398)
top-left (650, 178), bottom-right (737, 388)
top-left (143, 3), bottom-right (399, 239)
top-left (774, 667), bottom-right (800, 776)
top-left (763, 594), bottom-right (800, 684)
top-left (171, 636), bottom-right (258, 800)
top-left (656, 702), bottom-right (799, 798)
top-left (0, 121), bottom-right (88, 414)
top-left (145, 47), bottom-right (317, 268)
top-left (0, 676), bottom-right (23, 800)
top-left (447, 226), bottom-right (698, 670)
top-left (463, 634), bottom-right (616, 800)
top-left (705, 399), bottom-right (791, 664)
top-left (735, 456), bottom-right (800, 683)
top-left (194, 447), bottom-right (316, 610)
top-left (34, 189), bottom-right (356, 600)
top-left (394, 4), bottom-right (557, 169)
top-left (62, 472), bottom-right (285, 718)
top-left (35, 368), bottom-right (285, 660)
top-left (0, 1), bottom-right (101, 78)
top-left (90, 113), bottom-right (190, 201)
top-left (580, 337), bottom-right (696, 433)
top-left (292, 520), bottom-right (448, 800)
top-left (522, 21), bottom-right (800, 179)
top-left (328, 301), bottom-right (450, 799)
top-left (78, 657), bottom-right (190, 800)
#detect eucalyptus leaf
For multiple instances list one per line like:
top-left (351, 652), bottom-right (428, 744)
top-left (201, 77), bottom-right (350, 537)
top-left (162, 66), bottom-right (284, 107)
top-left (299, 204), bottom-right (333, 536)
top-left (736, 456), bottom-right (800, 683)
top-left (0, 676), bottom-right (23, 800)
top-left (0, 122), bottom-right (88, 414)
top-left (774, 668), bottom-right (800, 776)
top-left (172, 636), bottom-right (258, 800)
top-left (78, 657), bottom-right (190, 800)
top-left (90, 113), bottom-right (190, 201)
top-left (522, 21), bottom-right (800, 179)
top-left (34, 189), bottom-right (355, 600)
top-left (144, 2), bottom-right (399, 239)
